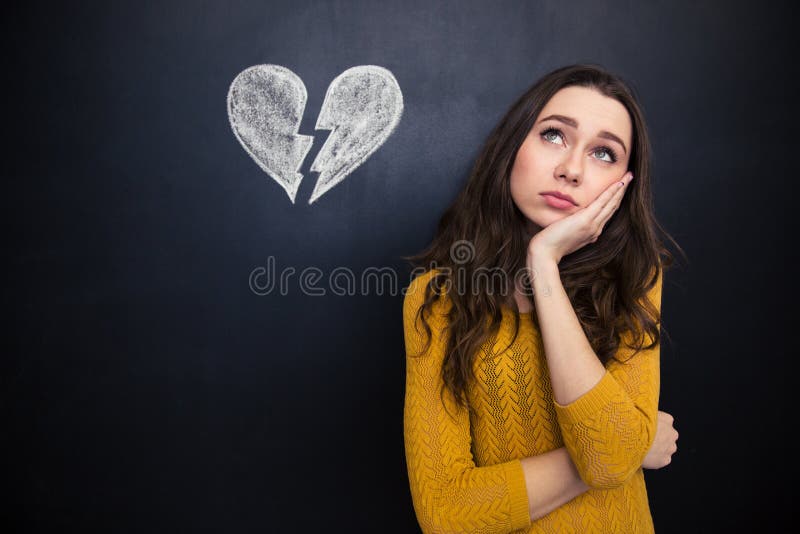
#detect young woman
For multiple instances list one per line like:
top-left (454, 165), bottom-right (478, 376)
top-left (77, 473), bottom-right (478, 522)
top-left (402, 64), bottom-right (683, 533)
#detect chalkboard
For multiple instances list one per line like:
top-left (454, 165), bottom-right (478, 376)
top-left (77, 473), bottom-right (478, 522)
top-left (5, 1), bottom-right (794, 532)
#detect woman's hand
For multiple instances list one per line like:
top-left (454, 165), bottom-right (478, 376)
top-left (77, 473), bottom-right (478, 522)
top-left (642, 410), bottom-right (679, 469)
top-left (528, 172), bottom-right (634, 265)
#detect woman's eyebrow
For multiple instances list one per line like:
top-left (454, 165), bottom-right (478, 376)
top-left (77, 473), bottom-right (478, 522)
top-left (537, 114), bottom-right (627, 154)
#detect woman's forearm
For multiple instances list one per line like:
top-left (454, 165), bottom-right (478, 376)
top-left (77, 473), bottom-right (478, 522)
top-left (528, 256), bottom-right (606, 406)
top-left (521, 446), bottom-right (590, 521)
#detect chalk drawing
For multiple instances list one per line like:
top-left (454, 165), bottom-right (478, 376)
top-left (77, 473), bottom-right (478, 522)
top-left (309, 65), bottom-right (403, 204)
top-left (227, 64), bottom-right (314, 204)
top-left (227, 64), bottom-right (403, 205)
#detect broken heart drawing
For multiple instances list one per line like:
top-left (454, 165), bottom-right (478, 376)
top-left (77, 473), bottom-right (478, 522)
top-left (227, 64), bottom-right (403, 204)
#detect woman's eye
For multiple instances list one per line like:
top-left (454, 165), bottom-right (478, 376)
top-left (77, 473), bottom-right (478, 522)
top-left (542, 129), bottom-right (563, 145)
top-left (594, 148), bottom-right (611, 162)
top-left (593, 147), bottom-right (617, 163)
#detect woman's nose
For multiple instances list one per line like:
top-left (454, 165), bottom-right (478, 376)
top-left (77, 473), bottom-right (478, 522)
top-left (557, 151), bottom-right (583, 184)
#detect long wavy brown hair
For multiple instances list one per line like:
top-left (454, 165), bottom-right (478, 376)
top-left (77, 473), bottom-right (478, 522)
top-left (402, 63), bottom-right (686, 418)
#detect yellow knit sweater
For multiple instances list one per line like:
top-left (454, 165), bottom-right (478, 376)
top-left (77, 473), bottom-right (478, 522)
top-left (403, 268), bottom-right (663, 533)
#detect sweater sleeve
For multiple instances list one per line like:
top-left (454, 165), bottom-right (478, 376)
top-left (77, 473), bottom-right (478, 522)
top-left (403, 271), bottom-right (532, 534)
top-left (552, 269), bottom-right (664, 490)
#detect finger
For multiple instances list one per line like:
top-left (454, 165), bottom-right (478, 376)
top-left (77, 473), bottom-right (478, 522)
top-left (595, 173), bottom-right (633, 224)
top-left (595, 176), bottom-right (630, 225)
top-left (583, 172), bottom-right (633, 219)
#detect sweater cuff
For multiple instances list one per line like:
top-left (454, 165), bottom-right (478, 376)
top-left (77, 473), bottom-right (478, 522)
top-left (503, 459), bottom-right (532, 531)
top-left (552, 369), bottom-right (625, 426)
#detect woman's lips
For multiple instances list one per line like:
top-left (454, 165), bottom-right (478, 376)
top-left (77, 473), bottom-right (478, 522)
top-left (541, 194), bottom-right (575, 210)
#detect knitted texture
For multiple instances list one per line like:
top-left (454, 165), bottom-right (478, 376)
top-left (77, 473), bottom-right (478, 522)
top-left (403, 268), bottom-right (662, 533)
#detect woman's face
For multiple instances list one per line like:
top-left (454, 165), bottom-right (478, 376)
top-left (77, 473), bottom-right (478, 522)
top-left (510, 85), bottom-right (633, 236)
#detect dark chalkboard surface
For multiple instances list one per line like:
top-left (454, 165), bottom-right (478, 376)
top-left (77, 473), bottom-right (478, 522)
top-left (5, 1), bottom-right (794, 532)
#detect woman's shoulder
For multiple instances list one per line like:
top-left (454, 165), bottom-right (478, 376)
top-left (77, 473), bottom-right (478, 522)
top-left (403, 268), bottom-right (452, 317)
top-left (404, 268), bottom-right (441, 304)
top-left (407, 267), bottom-right (444, 286)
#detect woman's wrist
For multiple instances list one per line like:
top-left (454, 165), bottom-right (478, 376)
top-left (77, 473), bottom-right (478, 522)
top-left (526, 251), bottom-right (561, 291)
